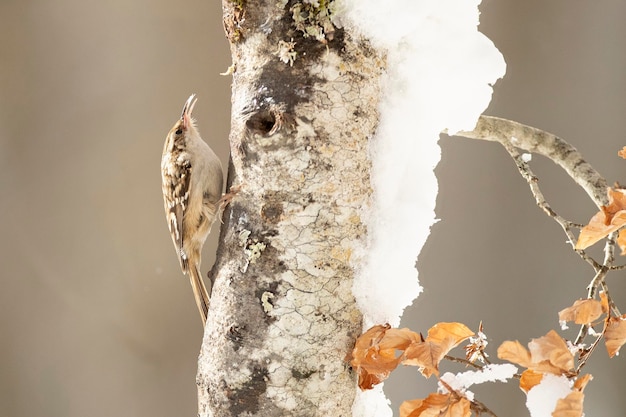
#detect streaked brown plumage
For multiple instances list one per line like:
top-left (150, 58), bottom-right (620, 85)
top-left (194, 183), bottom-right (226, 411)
top-left (161, 94), bottom-right (223, 324)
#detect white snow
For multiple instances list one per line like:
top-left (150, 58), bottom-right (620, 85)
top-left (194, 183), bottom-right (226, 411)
top-left (438, 364), bottom-right (517, 402)
top-left (344, 0), bottom-right (505, 329)
top-left (439, 363), bottom-right (518, 394)
top-left (526, 374), bottom-right (573, 417)
top-left (352, 385), bottom-right (393, 417)
top-left (341, 1), bottom-right (506, 415)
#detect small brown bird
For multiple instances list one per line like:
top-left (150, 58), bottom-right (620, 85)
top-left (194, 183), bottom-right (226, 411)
top-left (161, 94), bottom-right (223, 324)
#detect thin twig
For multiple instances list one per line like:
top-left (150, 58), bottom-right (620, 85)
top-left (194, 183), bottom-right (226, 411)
top-left (575, 232), bottom-right (618, 347)
top-left (450, 116), bottom-right (624, 380)
top-left (576, 322), bottom-right (606, 374)
top-left (470, 398), bottom-right (499, 417)
top-left (443, 355), bottom-right (484, 370)
top-left (495, 139), bottom-right (603, 270)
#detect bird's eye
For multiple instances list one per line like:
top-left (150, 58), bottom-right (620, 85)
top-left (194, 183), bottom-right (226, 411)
top-left (175, 128), bottom-right (183, 135)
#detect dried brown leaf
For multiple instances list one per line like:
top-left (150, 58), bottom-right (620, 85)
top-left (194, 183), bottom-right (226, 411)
top-left (600, 292), bottom-right (609, 313)
top-left (551, 391), bottom-right (584, 417)
top-left (576, 189), bottom-right (626, 250)
top-left (604, 315), bottom-right (626, 358)
top-left (349, 324), bottom-right (420, 389)
top-left (400, 399), bottom-right (425, 417)
top-left (558, 299), bottom-right (604, 325)
top-left (528, 330), bottom-right (574, 374)
top-left (400, 393), bottom-right (470, 417)
top-left (402, 322), bottom-right (473, 378)
top-left (497, 340), bottom-right (533, 368)
top-left (573, 374), bottom-right (593, 392)
top-left (498, 330), bottom-right (573, 375)
top-left (403, 341), bottom-right (445, 378)
top-left (618, 146), bottom-right (626, 159)
top-left (519, 369), bottom-right (544, 393)
top-left (426, 322), bottom-right (474, 347)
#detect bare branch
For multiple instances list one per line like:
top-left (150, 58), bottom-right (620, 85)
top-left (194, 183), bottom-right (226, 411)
top-left (453, 115), bottom-right (609, 207)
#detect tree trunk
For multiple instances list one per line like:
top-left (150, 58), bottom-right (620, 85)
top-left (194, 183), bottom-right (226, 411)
top-left (197, 2), bottom-right (384, 416)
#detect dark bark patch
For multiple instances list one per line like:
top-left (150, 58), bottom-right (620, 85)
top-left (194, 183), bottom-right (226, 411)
top-left (291, 367), bottom-right (316, 380)
top-left (228, 365), bottom-right (269, 416)
top-left (261, 201), bottom-right (284, 224)
top-left (227, 324), bottom-right (245, 350)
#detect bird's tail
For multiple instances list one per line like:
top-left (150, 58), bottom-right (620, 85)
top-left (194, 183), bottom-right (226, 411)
top-left (188, 264), bottom-right (211, 325)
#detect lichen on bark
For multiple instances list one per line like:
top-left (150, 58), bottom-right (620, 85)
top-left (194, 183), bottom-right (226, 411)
top-left (198, 1), bottom-right (386, 416)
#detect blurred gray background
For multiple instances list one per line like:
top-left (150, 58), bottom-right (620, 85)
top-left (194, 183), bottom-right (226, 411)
top-left (1, 1), bottom-right (625, 416)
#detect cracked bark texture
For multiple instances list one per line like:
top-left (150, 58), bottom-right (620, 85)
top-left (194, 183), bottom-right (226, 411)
top-left (456, 116), bottom-right (609, 207)
top-left (197, 2), bottom-right (385, 416)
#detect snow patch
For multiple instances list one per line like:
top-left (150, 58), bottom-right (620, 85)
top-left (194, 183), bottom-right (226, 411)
top-left (439, 364), bottom-right (517, 402)
top-left (341, 0), bottom-right (506, 415)
top-left (343, 0), bottom-right (506, 327)
top-left (526, 374), bottom-right (573, 417)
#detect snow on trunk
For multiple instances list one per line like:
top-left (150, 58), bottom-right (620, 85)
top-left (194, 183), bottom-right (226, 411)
top-left (345, 0), bottom-right (505, 415)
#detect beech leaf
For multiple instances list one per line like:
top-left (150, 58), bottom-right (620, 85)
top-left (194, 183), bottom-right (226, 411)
top-left (551, 391), bottom-right (584, 417)
top-left (403, 341), bottom-right (445, 378)
top-left (403, 322), bottom-right (474, 377)
top-left (400, 393), bottom-right (470, 417)
top-left (498, 330), bottom-right (573, 375)
top-left (604, 315), bottom-right (626, 358)
top-left (349, 324), bottom-right (421, 389)
top-left (426, 322), bottom-right (474, 347)
top-left (497, 340), bottom-right (533, 368)
top-left (558, 299), bottom-right (604, 325)
top-left (573, 374), bottom-right (593, 392)
top-left (519, 369), bottom-right (543, 393)
top-left (600, 291), bottom-right (609, 314)
top-left (576, 188), bottom-right (626, 250)
top-left (528, 330), bottom-right (574, 374)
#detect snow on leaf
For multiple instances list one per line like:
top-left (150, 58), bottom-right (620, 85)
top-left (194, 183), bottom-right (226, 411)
top-left (465, 322), bottom-right (488, 363)
top-left (399, 393), bottom-right (470, 417)
top-left (349, 324), bottom-right (420, 389)
top-left (604, 315), bottom-right (626, 358)
top-left (439, 364), bottom-right (517, 400)
top-left (576, 188), bottom-right (626, 250)
top-left (558, 299), bottom-right (604, 325)
top-left (528, 330), bottom-right (574, 374)
top-left (551, 391), bottom-right (584, 417)
top-left (526, 374), bottom-right (573, 417)
top-left (519, 369), bottom-right (544, 393)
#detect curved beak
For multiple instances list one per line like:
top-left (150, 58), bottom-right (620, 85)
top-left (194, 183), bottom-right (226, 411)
top-left (181, 94), bottom-right (197, 130)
